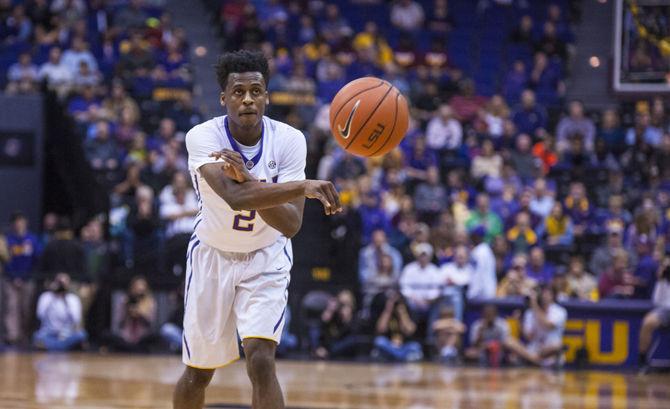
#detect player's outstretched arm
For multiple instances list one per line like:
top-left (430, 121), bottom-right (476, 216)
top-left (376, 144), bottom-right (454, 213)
top-left (200, 162), bottom-right (342, 215)
top-left (210, 149), bottom-right (306, 237)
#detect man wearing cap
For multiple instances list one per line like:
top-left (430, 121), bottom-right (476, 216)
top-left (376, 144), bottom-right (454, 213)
top-left (399, 243), bottom-right (442, 322)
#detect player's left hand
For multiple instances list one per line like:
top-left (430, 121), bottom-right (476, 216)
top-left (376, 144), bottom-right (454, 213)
top-left (209, 149), bottom-right (255, 183)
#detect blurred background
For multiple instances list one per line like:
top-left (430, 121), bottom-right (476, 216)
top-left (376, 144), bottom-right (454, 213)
top-left (0, 0), bottom-right (669, 372)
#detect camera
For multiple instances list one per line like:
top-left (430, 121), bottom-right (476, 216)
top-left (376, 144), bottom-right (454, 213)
top-left (54, 281), bottom-right (66, 294)
top-left (51, 274), bottom-right (69, 294)
top-left (662, 264), bottom-right (670, 281)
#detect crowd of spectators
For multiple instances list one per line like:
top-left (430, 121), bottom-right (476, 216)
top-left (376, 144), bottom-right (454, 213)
top-left (0, 0), bottom-right (196, 353)
top-left (1, 0), bottom-right (670, 368)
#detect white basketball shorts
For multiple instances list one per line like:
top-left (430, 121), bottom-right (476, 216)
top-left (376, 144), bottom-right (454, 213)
top-left (182, 234), bottom-right (292, 369)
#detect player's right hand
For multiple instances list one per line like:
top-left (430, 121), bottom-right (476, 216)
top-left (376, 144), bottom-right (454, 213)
top-left (209, 149), bottom-right (255, 183)
top-left (304, 180), bottom-right (342, 215)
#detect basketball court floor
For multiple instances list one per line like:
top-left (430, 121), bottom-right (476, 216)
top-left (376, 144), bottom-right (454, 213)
top-left (0, 352), bottom-right (668, 408)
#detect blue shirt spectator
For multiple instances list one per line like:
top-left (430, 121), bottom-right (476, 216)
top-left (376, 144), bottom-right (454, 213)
top-left (526, 247), bottom-right (555, 284)
top-left (503, 61), bottom-right (528, 106)
top-left (598, 109), bottom-right (626, 153)
top-left (530, 53), bottom-right (563, 107)
top-left (358, 192), bottom-right (392, 244)
top-left (5, 213), bottom-right (40, 281)
top-left (359, 229), bottom-right (403, 286)
top-left (513, 90), bottom-right (547, 136)
top-left (625, 112), bottom-right (663, 147)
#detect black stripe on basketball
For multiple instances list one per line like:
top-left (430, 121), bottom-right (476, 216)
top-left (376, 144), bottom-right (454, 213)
top-left (332, 80), bottom-right (386, 122)
top-left (370, 92), bottom-right (400, 156)
top-left (345, 82), bottom-right (394, 149)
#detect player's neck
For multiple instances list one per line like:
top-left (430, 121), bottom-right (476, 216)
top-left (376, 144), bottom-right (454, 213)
top-left (228, 121), bottom-right (262, 146)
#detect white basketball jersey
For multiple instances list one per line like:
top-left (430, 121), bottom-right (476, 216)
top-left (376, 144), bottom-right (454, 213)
top-left (185, 115), bottom-right (306, 253)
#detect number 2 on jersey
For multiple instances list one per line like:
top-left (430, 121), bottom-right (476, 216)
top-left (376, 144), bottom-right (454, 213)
top-left (233, 210), bottom-right (256, 232)
top-left (231, 178), bottom-right (271, 232)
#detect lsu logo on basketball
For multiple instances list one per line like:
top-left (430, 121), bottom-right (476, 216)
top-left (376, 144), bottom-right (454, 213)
top-left (362, 123), bottom-right (386, 149)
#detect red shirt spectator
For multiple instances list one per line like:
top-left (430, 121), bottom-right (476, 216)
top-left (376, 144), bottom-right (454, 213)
top-left (599, 249), bottom-right (636, 299)
top-left (449, 80), bottom-right (487, 123)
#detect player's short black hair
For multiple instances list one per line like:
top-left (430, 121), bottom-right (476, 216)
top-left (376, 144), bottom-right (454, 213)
top-left (215, 50), bottom-right (269, 91)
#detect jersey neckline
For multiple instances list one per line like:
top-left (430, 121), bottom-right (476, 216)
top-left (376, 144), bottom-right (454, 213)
top-left (223, 116), bottom-right (265, 170)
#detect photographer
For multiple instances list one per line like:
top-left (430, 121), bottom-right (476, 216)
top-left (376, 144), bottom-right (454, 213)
top-left (314, 290), bottom-right (360, 359)
top-left (370, 291), bottom-right (423, 362)
top-left (33, 273), bottom-right (88, 351)
top-left (107, 276), bottom-right (157, 352)
top-left (519, 285), bottom-right (567, 366)
top-left (638, 257), bottom-right (670, 371)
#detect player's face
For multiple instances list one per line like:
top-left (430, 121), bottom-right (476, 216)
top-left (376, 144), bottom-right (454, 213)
top-left (221, 72), bottom-right (268, 129)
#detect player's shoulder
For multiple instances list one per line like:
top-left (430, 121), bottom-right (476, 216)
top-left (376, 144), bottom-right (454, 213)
top-left (264, 116), bottom-right (305, 142)
top-left (185, 116), bottom-right (223, 144)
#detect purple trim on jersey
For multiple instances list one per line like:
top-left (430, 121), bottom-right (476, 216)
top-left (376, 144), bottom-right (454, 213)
top-left (183, 334), bottom-right (191, 359)
top-left (282, 245), bottom-right (292, 266)
top-left (272, 175), bottom-right (278, 183)
top-left (194, 178), bottom-right (202, 207)
top-left (224, 116), bottom-right (264, 169)
top-left (193, 218), bottom-right (202, 231)
top-left (273, 308), bottom-right (286, 333)
top-left (184, 238), bottom-right (200, 309)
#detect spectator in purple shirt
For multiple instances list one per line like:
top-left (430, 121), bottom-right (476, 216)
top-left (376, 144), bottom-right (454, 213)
top-left (535, 21), bottom-right (566, 61)
top-left (147, 117), bottom-right (179, 153)
top-left (556, 100), bottom-right (596, 153)
top-left (598, 108), bottom-right (626, 155)
top-left (67, 84), bottom-right (103, 124)
top-left (413, 166), bottom-right (447, 225)
top-left (632, 234), bottom-right (658, 299)
top-left (405, 136), bottom-right (438, 183)
top-left (529, 52), bottom-right (564, 107)
top-left (547, 4), bottom-right (574, 43)
top-left (563, 182), bottom-right (591, 238)
top-left (526, 247), bottom-right (555, 284)
top-left (316, 56), bottom-right (347, 102)
top-left (512, 89), bottom-right (547, 137)
top-left (358, 191), bottom-right (392, 245)
top-left (503, 60), bottom-right (528, 106)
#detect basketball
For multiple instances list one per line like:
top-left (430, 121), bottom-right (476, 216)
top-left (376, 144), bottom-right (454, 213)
top-left (329, 77), bottom-right (409, 157)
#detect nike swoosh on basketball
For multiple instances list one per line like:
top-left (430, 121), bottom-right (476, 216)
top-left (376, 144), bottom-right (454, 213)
top-left (338, 100), bottom-right (361, 139)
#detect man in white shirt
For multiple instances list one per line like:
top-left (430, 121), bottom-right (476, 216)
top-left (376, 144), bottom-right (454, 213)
top-left (38, 47), bottom-right (73, 97)
top-left (390, 0), bottom-right (425, 32)
top-left (438, 245), bottom-right (472, 321)
top-left (400, 243), bottom-right (442, 318)
top-left (440, 245), bottom-right (473, 287)
top-left (159, 172), bottom-right (199, 239)
top-left (521, 286), bottom-right (567, 366)
top-left (160, 172), bottom-right (199, 277)
top-left (61, 36), bottom-right (99, 77)
top-left (529, 178), bottom-right (554, 219)
top-left (425, 104), bottom-right (463, 152)
top-left (33, 273), bottom-right (88, 351)
top-left (467, 227), bottom-right (497, 300)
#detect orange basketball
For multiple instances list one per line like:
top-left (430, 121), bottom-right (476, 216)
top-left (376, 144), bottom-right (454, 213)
top-left (329, 77), bottom-right (409, 157)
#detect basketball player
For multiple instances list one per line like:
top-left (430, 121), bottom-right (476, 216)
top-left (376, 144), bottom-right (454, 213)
top-left (173, 50), bottom-right (341, 409)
